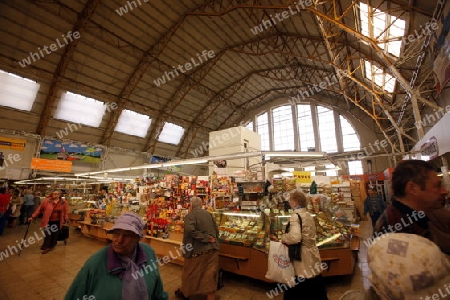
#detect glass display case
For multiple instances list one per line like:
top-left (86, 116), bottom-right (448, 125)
top-left (213, 211), bottom-right (268, 251)
top-left (268, 209), bottom-right (352, 250)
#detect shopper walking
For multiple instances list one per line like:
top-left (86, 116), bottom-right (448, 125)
top-left (374, 160), bottom-right (448, 253)
top-left (281, 190), bottom-right (328, 300)
top-left (32, 191), bottom-right (41, 223)
top-left (175, 196), bottom-right (220, 300)
top-left (65, 212), bottom-right (168, 300)
top-left (7, 189), bottom-right (23, 228)
top-left (28, 190), bottom-right (69, 254)
top-left (363, 187), bottom-right (386, 230)
top-left (20, 188), bottom-right (34, 225)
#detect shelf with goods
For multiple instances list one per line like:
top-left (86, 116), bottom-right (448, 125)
top-left (348, 179), bottom-right (368, 221)
top-left (331, 182), bottom-right (356, 224)
top-left (236, 180), bottom-right (265, 210)
top-left (210, 172), bottom-right (236, 210)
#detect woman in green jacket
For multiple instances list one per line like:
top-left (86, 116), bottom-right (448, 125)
top-left (65, 212), bottom-right (168, 300)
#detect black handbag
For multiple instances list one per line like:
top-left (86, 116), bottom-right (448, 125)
top-left (285, 213), bottom-right (303, 261)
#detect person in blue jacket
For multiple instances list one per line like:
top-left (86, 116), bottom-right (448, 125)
top-left (363, 187), bottom-right (386, 230)
top-left (65, 212), bottom-right (168, 300)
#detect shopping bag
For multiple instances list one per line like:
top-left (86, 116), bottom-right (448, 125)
top-left (265, 241), bottom-right (295, 285)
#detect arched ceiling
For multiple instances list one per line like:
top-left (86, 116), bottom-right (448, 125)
top-left (0, 0), bottom-right (444, 160)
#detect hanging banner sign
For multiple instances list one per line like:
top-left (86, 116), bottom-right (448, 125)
top-left (406, 112), bottom-right (450, 160)
top-left (420, 136), bottom-right (439, 160)
top-left (0, 137), bottom-right (26, 150)
top-left (293, 171), bottom-right (312, 183)
top-left (31, 158), bottom-right (72, 173)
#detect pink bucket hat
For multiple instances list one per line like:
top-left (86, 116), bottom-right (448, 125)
top-left (107, 212), bottom-right (145, 238)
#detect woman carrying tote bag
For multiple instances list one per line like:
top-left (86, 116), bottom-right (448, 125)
top-left (281, 190), bottom-right (328, 300)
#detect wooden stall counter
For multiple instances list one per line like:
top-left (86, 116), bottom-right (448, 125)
top-left (79, 221), bottom-right (113, 242)
top-left (141, 232), bottom-right (185, 266)
top-left (320, 237), bottom-right (359, 277)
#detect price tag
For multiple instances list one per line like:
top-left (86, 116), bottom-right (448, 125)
top-left (288, 209), bottom-right (294, 213)
top-left (273, 209), bottom-right (279, 214)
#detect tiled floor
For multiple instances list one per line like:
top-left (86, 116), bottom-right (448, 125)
top-left (0, 221), bottom-right (372, 300)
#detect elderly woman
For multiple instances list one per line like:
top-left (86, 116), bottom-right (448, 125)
top-left (281, 190), bottom-right (328, 300)
top-left (175, 196), bottom-right (220, 300)
top-left (65, 212), bottom-right (168, 300)
top-left (29, 189), bottom-right (69, 254)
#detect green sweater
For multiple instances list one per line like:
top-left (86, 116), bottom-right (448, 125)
top-left (65, 243), bottom-right (168, 300)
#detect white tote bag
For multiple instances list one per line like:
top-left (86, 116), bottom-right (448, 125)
top-left (265, 241), bottom-right (295, 285)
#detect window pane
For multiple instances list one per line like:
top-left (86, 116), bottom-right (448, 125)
top-left (256, 113), bottom-right (270, 151)
top-left (245, 121), bottom-right (254, 131)
top-left (115, 109), bottom-right (151, 138)
top-left (317, 106), bottom-right (337, 153)
top-left (359, 2), bottom-right (405, 57)
top-left (158, 122), bottom-right (184, 145)
top-left (325, 164), bottom-right (338, 177)
top-left (272, 106), bottom-right (294, 151)
top-left (0, 70), bottom-right (39, 111)
top-left (297, 105), bottom-right (315, 151)
top-left (348, 160), bottom-right (363, 175)
top-left (364, 61), bottom-right (395, 93)
top-left (340, 116), bottom-right (361, 151)
top-left (54, 91), bottom-right (107, 127)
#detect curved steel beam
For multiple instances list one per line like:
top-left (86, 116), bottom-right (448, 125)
top-left (34, 0), bottom-right (101, 135)
top-left (143, 53), bottom-right (224, 153)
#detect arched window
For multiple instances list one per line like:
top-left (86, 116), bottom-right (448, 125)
top-left (248, 103), bottom-right (360, 155)
top-left (297, 105), bottom-right (315, 151)
top-left (340, 116), bottom-right (360, 151)
top-left (256, 112), bottom-right (270, 151)
top-left (272, 106), bottom-right (294, 151)
top-left (317, 106), bottom-right (338, 153)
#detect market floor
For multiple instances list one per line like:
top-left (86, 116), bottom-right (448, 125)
top-left (0, 221), bottom-right (372, 300)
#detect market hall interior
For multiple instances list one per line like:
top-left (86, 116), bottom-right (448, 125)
top-left (0, 220), bottom-right (371, 300)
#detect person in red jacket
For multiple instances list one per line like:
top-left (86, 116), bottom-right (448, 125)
top-left (29, 190), bottom-right (69, 254)
top-left (0, 187), bottom-right (11, 235)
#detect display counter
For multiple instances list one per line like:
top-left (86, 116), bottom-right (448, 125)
top-left (78, 209), bottom-right (359, 281)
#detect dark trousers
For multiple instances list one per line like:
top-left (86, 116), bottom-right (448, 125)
top-left (20, 205), bottom-right (34, 224)
top-left (42, 220), bottom-right (60, 250)
top-left (370, 212), bottom-right (381, 229)
top-left (283, 274), bottom-right (328, 300)
top-left (0, 212), bottom-right (7, 235)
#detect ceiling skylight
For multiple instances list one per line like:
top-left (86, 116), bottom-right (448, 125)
top-left (0, 70), bottom-right (39, 111)
top-left (364, 61), bottom-right (396, 93)
top-left (115, 109), bottom-right (151, 138)
top-left (158, 122), bottom-right (185, 145)
top-left (360, 2), bottom-right (405, 57)
top-left (54, 91), bottom-right (107, 127)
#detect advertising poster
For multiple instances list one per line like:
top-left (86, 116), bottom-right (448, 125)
top-left (40, 138), bottom-right (102, 164)
top-left (31, 158), bottom-right (72, 173)
top-left (0, 136), bottom-right (26, 150)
